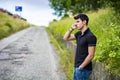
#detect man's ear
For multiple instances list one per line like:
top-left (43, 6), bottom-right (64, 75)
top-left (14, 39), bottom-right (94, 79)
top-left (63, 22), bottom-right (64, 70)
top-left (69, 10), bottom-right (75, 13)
top-left (83, 20), bottom-right (86, 25)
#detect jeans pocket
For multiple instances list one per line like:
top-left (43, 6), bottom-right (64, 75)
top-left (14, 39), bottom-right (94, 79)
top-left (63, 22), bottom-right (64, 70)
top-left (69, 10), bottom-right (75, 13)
top-left (76, 68), bottom-right (83, 74)
top-left (77, 67), bottom-right (83, 71)
top-left (74, 68), bottom-right (92, 80)
top-left (75, 68), bottom-right (83, 79)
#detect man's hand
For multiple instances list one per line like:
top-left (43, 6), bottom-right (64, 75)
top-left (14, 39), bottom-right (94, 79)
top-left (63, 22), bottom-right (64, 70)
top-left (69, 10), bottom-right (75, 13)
top-left (71, 24), bottom-right (77, 30)
top-left (78, 65), bottom-right (83, 70)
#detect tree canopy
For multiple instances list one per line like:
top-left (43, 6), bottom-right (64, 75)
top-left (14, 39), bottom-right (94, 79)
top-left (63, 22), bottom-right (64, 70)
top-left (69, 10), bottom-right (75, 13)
top-left (49, 0), bottom-right (120, 16)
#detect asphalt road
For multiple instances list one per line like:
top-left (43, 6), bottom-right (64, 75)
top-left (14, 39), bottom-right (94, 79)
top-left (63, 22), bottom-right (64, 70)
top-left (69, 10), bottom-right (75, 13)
top-left (0, 27), bottom-right (65, 80)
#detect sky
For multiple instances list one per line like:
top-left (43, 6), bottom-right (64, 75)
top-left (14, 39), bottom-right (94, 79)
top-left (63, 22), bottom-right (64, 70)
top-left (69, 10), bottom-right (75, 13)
top-left (0, 0), bottom-right (59, 26)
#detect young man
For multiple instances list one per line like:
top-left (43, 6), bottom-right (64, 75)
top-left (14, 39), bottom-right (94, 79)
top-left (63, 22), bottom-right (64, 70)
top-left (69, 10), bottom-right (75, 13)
top-left (63, 14), bottom-right (97, 80)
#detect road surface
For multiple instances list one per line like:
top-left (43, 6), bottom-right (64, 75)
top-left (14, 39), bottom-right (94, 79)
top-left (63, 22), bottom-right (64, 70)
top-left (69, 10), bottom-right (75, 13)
top-left (0, 27), bottom-right (65, 80)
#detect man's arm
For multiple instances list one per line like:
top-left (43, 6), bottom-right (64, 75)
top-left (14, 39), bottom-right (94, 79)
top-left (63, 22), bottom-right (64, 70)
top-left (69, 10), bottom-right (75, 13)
top-left (79, 46), bottom-right (96, 69)
top-left (63, 27), bottom-right (76, 41)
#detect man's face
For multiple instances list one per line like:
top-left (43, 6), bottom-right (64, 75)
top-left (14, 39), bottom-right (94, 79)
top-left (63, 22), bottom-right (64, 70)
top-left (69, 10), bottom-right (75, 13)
top-left (75, 18), bottom-right (85, 30)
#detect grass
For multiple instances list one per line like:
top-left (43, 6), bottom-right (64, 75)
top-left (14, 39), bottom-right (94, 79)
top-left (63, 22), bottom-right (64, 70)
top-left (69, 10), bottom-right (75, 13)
top-left (0, 12), bottom-right (32, 39)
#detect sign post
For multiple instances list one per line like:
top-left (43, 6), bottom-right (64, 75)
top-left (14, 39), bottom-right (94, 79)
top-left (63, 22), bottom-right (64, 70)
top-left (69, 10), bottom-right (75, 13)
top-left (15, 6), bottom-right (22, 17)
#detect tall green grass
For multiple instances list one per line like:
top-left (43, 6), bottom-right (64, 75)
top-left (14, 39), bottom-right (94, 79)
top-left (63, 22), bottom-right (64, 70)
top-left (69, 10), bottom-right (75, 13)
top-left (47, 8), bottom-right (120, 79)
top-left (0, 13), bottom-right (32, 39)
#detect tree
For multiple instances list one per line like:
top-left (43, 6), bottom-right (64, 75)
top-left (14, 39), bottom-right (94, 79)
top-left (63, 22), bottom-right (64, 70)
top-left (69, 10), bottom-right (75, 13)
top-left (49, 0), bottom-right (71, 16)
top-left (108, 0), bottom-right (120, 12)
top-left (49, 0), bottom-right (120, 16)
top-left (49, 0), bottom-right (105, 16)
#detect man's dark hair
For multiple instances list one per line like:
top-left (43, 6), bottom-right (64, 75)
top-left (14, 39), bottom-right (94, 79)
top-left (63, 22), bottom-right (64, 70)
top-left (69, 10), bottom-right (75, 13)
top-left (74, 14), bottom-right (89, 25)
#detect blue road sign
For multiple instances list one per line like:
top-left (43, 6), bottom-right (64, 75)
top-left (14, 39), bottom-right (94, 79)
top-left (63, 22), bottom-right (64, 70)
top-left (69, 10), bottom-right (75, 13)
top-left (15, 6), bottom-right (22, 12)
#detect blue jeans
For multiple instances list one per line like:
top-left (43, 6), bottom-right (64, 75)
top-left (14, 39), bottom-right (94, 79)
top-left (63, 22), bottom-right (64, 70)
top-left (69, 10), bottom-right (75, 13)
top-left (73, 68), bottom-right (92, 80)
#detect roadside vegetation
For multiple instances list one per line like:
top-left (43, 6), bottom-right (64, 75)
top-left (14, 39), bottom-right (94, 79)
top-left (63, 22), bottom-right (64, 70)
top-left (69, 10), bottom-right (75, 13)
top-left (0, 12), bottom-right (32, 39)
top-left (46, 28), bottom-right (74, 80)
top-left (46, 8), bottom-right (120, 80)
